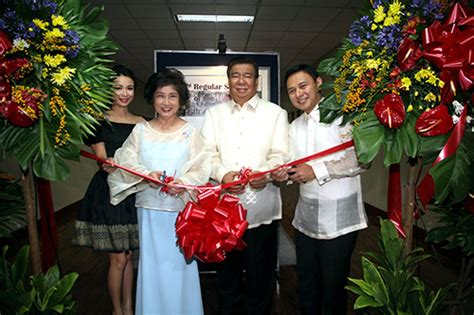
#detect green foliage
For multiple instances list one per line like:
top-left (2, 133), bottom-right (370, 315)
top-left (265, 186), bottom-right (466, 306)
top-left (0, 172), bottom-right (26, 238)
top-left (427, 204), bottom-right (474, 257)
top-left (0, 0), bottom-right (118, 181)
top-left (0, 245), bottom-right (78, 314)
top-left (346, 219), bottom-right (452, 314)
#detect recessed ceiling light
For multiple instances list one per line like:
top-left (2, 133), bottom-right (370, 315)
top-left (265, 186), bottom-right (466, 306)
top-left (175, 14), bottom-right (254, 23)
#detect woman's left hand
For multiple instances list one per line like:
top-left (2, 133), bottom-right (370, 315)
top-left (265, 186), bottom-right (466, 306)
top-left (167, 178), bottom-right (185, 196)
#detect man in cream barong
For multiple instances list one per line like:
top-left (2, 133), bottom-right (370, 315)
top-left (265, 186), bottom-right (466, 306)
top-left (201, 56), bottom-right (289, 315)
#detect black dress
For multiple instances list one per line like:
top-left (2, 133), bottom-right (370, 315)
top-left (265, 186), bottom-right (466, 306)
top-left (72, 120), bottom-right (139, 252)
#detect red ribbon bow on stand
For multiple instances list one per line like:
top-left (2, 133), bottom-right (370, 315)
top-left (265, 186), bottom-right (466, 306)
top-left (416, 3), bottom-right (473, 208)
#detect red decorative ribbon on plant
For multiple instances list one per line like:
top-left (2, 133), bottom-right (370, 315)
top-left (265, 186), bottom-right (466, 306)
top-left (422, 2), bottom-right (473, 103)
top-left (388, 164), bottom-right (406, 238)
top-left (417, 104), bottom-right (468, 207)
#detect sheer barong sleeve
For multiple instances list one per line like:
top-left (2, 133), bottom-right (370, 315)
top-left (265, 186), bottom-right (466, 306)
top-left (108, 124), bottom-right (151, 205)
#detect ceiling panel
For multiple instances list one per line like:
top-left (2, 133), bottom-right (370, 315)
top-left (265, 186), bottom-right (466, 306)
top-left (136, 18), bottom-right (177, 30)
top-left (101, 0), bottom-right (365, 83)
top-left (215, 5), bottom-right (256, 15)
top-left (126, 4), bottom-right (171, 18)
top-left (170, 4), bottom-right (216, 14)
top-left (144, 30), bottom-right (181, 41)
top-left (253, 20), bottom-right (292, 32)
top-left (257, 6), bottom-right (300, 20)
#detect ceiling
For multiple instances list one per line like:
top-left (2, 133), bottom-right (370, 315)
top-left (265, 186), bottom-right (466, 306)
top-left (89, 0), bottom-right (365, 84)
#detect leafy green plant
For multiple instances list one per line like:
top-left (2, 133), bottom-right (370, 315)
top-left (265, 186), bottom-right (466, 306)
top-left (346, 219), bottom-right (452, 314)
top-left (427, 202), bottom-right (474, 314)
top-left (0, 245), bottom-right (78, 314)
top-left (0, 172), bottom-right (26, 238)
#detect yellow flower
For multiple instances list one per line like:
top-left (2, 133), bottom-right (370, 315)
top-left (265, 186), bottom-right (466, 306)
top-left (44, 28), bottom-right (65, 40)
top-left (400, 77), bottom-right (412, 90)
top-left (424, 92), bottom-right (437, 102)
top-left (51, 15), bottom-right (68, 28)
top-left (33, 19), bottom-right (49, 30)
top-left (371, 23), bottom-right (378, 31)
top-left (414, 91), bottom-right (419, 97)
top-left (388, 1), bottom-right (404, 16)
top-left (44, 54), bottom-right (67, 68)
top-left (51, 67), bottom-right (76, 86)
top-left (414, 68), bottom-right (433, 82)
top-left (383, 16), bottom-right (399, 26)
top-left (366, 51), bottom-right (373, 57)
top-left (365, 59), bottom-right (380, 69)
top-left (438, 80), bottom-right (445, 88)
top-left (426, 75), bottom-right (438, 86)
top-left (374, 6), bottom-right (386, 23)
top-left (407, 104), bottom-right (413, 112)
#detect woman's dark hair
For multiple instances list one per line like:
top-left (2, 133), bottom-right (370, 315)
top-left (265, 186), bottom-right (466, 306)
top-left (284, 64), bottom-right (320, 87)
top-left (144, 69), bottom-right (190, 107)
top-left (226, 57), bottom-right (259, 79)
top-left (112, 64), bottom-right (137, 89)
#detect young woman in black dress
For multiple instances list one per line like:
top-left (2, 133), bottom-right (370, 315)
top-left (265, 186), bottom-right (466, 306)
top-left (73, 65), bottom-right (145, 315)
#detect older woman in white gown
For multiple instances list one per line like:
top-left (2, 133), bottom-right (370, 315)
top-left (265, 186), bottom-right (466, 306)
top-left (108, 69), bottom-right (210, 315)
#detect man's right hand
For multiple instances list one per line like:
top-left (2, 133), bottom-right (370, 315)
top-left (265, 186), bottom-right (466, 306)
top-left (222, 171), bottom-right (245, 194)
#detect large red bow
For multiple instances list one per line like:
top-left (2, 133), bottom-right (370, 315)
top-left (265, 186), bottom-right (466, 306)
top-left (422, 3), bottom-right (474, 97)
top-left (175, 191), bottom-right (248, 263)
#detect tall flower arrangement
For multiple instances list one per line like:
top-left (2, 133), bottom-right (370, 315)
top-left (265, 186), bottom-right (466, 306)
top-left (318, 1), bottom-right (473, 311)
top-left (318, 0), bottom-right (473, 210)
top-left (0, 0), bottom-right (117, 181)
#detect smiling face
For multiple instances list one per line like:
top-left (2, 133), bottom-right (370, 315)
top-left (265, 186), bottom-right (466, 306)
top-left (228, 63), bottom-right (258, 106)
top-left (286, 71), bottom-right (322, 114)
top-left (153, 85), bottom-right (180, 119)
top-left (113, 75), bottom-right (135, 107)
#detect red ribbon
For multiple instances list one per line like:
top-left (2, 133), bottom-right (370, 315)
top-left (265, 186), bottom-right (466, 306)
top-left (81, 140), bottom-right (355, 261)
top-left (388, 164), bottom-right (406, 238)
top-left (35, 177), bottom-right (59, 271)
top-left (422, 2), bottom-right (474, 101)
top-left (175, 192), bottom-right (248, 262)
top-left (81, 140), bottom-right (355, 193)
top-left (417, 103), bottom-right (468, 207)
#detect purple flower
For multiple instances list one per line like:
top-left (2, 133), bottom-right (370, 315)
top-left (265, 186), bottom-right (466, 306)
top-left (24, 0), bottom-right (57, 14)
top-left (375, 25), bottom-right (402, 53)
top-left (410, 0), bottom-right (443, 20)
top-left (349, 15), bottom-right (371, 46)
top-left (64, 29), bottom-right (80, 58)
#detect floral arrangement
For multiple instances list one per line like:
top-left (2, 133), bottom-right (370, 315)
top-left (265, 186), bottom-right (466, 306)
top-left (0, 0), bottom-right (117, 181)
top-left (318, 0), bottom-right (473, 207)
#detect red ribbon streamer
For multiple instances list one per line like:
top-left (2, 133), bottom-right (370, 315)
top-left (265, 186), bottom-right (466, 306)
top-left (417, 104), bottom-right (468, 207)
top-left (80, 140), bottom-right (355, 193)
top-left (35, 177), bottom-right (59, 271)
top-left (387, 164), bottom-right (406, 238)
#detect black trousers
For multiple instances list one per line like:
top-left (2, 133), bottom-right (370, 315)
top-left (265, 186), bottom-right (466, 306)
top-left (295, 230), bottom-right (359, 315)
top-left (216, 221), bottom-right (278, 315)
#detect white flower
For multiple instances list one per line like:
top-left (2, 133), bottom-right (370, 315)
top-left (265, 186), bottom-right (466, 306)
top-left (451, 100), bottom-right (464, 125)
top-left (452, 100), bottom-right (464, 115)
top-left (13, 38), bottom-right (30, 50)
